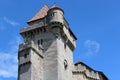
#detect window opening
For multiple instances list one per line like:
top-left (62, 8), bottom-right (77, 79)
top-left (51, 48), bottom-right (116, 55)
top-left (64, 59), bottom-right (68, 70)
top-left (43, 27), bottom-right (46, 32)
top-left (24, 54), bottom-right (27, 58)
top-left (41, 39), bottom-right (43, 45)
top-left (38, 40), bottom-right (40, 45)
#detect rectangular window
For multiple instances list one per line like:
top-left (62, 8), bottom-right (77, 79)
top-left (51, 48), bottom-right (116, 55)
top-left (24, 54), bottom-right (27, 58)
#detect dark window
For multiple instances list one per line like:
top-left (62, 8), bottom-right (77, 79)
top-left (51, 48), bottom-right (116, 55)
top-left (38, 40), bottom-right (40, 45)
top-left (24, 54), bottom-right (27, 58)
top-left (38, 39), bottom-right (43, 45)
top-left (51, 13), bottom-right (54, 17)
top-left (40, 28), bottom-right (46, 32)
top-left (40, 28), bottom-right (42, 32)
top-left (64, 43), bottom-right (66, 49)
top-left (41, 39), bottom-right (43, 45)
top-left (38, 39), bottom-right (44, 49)
top-left (38, 39), bottom-right (44, 50)
top-left (51, 12), bottom-right (57, 17)
top-left (64, 59), bottom-right (68, 70)
top-left (43, 27), bottom-right (46, 32)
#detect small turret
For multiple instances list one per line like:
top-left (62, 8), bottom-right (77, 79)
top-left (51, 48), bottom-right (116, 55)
top-left (48, 5), bottom-right (64, 27)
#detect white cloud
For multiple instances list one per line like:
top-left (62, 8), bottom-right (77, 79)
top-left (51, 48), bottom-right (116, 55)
top-left (0, 53), bottom-right (17, 78)
top-left (0, 17), bottom-right (20, 31)
top-left (0, 37), bottom-right (22, 78)
top-left (3, 17), bottom-right (20, 27)
top-left (84, 40), bottom-right (100, 56)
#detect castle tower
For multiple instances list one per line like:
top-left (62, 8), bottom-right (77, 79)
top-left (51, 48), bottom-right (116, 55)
top-left (18, 4), bottom-right (77, 80)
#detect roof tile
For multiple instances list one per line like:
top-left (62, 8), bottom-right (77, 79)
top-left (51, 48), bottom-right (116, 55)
top-left (28, 4), bottom-right (50, 23)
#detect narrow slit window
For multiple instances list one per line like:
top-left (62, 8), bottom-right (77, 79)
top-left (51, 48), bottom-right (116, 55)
top-left (38, 40), bottom-right (40, 45)
top-left (38, 39), bottom-right (43, 45)
top-left (41, 39), bottom-right (43, 45)
top-left (64, 59), bottom-right (68, 70)
top-left (43, 27), bottom-right (46, 32)
top-left (64, 42), bottom-right (66, 49)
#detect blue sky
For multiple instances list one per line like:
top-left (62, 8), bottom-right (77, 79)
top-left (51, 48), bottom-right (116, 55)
top-left (0, 0), bottom-right (120, 80)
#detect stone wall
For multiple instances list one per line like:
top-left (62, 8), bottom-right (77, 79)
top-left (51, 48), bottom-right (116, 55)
top-left (72, 62), bottom-right (108, 80)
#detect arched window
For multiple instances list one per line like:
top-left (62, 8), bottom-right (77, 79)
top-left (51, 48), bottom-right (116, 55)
top-left (64, 59), bottom-right (68, 70)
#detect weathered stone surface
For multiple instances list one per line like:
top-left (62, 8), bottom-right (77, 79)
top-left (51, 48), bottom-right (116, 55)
top-left (18, 4), bottom-right (108, 80)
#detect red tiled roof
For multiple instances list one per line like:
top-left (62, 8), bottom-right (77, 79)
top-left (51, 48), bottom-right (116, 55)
top-left (28, 4), bottom-right (50, 23)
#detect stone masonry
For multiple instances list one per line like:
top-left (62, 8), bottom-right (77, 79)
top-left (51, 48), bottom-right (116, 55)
top-left (18, 4), bottom-right (108, 80)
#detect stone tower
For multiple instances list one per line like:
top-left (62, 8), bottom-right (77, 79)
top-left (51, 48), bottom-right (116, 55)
top-left (18, 4), bottom-right (108, 80)
top-left (18, 5), bottom-right (77, 80)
